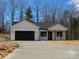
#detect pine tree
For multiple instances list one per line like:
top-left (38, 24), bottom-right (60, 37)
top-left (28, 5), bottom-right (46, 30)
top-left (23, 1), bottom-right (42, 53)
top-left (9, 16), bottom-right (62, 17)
top-left (25, 7), bottom-right (33, 21)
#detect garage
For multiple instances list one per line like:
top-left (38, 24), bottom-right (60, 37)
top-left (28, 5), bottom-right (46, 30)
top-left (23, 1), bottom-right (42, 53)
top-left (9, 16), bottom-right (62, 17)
top-left (15, 31), bottom-right (34, 41)
top-left (11, 20), bottom-right (40, 41)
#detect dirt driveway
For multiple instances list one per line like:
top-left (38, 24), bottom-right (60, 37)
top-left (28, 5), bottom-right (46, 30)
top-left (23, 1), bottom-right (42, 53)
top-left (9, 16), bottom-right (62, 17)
top-left (5, 41), bottom-right (79, 59)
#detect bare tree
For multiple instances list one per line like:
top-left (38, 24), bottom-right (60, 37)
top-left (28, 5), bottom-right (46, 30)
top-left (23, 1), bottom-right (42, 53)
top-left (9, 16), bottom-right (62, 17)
top-left (17, 0), bottom-right (27, 21)
top-left (33, 0), bottom-right (42, 22)
top-left (0, 0), bottom-right (7, 33)
top-left (8, 0), bottom-right (17, 25)
top-left (42, 0), bottom-right (49, 22)
top-left (5, 20), bottom-right (11, 32)
top-left (50, 0), bottom-right (62, 24)
top-left (42, 0), bottom-right (62, 23)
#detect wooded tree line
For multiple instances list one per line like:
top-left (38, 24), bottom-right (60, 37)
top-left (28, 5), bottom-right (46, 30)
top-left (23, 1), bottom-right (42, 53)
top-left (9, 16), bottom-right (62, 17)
top-left (0, 0), bottom-right (79, 39)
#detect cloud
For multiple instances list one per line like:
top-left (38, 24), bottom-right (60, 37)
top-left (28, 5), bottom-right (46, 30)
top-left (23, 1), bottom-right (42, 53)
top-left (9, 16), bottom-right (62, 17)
top-left (69, 0), bottom-right (79, 10)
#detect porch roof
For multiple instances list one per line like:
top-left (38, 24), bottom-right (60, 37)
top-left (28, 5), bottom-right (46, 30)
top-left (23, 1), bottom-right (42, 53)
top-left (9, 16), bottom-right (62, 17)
top-left (48, 24), bottom-right (68, 31)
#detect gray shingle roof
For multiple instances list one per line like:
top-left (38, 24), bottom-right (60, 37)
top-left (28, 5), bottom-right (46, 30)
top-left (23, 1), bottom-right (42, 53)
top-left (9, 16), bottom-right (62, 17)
top-left (21, 19), bottom-right (55, 29)
top-left (12, 20), bottom-right (56, 30)
top-left (34, 22), bottom-right (54, 30)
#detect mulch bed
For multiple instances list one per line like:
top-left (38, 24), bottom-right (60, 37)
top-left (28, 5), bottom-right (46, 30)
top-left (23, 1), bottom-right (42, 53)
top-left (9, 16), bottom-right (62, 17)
top-left (0, 42), bottom-right (19, 59)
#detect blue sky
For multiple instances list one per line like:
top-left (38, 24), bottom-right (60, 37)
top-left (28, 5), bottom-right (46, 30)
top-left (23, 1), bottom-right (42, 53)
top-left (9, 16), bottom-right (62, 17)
top-left (28, 0), bottom-right (70, 8)
top-left (2, 0), bottom-right (77, 21)
top-left (26, 0), bottom-right (72, 21)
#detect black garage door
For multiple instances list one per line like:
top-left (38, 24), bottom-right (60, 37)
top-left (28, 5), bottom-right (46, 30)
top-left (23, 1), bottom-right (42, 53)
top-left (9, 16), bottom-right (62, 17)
top-left (15, 31), bottom-right (34, 41)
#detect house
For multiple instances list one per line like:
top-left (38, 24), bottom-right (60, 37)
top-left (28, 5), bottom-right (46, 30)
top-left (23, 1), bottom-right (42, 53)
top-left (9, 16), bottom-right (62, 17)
top-left (11, 20), bottom-right (68, 41)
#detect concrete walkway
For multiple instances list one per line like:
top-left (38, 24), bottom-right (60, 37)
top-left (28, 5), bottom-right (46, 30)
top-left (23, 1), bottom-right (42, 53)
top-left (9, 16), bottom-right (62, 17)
top-left (5, 41), bottom-right (79, 59)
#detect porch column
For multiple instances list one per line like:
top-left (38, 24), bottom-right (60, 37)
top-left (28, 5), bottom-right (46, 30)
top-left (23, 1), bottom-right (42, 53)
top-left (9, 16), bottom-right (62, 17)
top-left (63, 31), bottom-right (66, 40)
top-left (47, 31), bottom-right (48, 40)
top-left (52, 31), bottom-right (55, 40)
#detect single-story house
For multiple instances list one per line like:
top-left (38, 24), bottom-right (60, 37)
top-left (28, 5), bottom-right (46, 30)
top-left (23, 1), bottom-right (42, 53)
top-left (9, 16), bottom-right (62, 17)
top-left (11, 20), bottom-right (68, 41)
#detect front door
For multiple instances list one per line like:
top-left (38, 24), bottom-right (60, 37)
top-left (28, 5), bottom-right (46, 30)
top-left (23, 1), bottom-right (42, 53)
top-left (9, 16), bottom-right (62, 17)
top-left (48, 32), bottom-right (52, 40)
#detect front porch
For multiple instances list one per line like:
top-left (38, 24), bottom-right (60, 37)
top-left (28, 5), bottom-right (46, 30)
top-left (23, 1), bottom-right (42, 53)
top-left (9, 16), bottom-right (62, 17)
top-left (48, 31), bottom-right (67, 40)
top-left (39, 30), bottom-right (67, 40)
top-left (39, 24), bottom-right (68, 41)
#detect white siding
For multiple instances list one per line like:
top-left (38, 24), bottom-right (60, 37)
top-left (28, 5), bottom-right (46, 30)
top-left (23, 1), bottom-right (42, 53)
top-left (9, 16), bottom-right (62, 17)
top-left (39, 30), bottom-right (48, 40)
top-left (11, 20), bottom-right (40, 41)
top-left (35, 30), bottom-right (40, 41)
top-left (48, 24), bottom-right (68, 40)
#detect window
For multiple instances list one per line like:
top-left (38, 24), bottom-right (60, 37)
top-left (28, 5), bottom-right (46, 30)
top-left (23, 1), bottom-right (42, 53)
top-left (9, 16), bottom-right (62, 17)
top-left (57, 31), bottom-right (62, 37)
top-left (40, 32), bottom-right (47, 37)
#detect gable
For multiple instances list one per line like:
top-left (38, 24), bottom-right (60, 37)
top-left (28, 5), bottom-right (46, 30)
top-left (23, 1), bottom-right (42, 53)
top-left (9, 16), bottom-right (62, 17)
top-left (48, 24), bottom-right (68, 31)
top-left (12, 20), bottom-right (39, 29)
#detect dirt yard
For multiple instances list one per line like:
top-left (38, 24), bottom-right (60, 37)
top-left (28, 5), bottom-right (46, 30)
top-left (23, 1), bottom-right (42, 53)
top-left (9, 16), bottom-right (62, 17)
top-left (0, 42), bottom-right (19, 59)
top-left (48, 40), bottom-right (79, 44)
top-left (0, 34), bottom-right (19, 59)
top-left (0, 34), bottom-right (10, 41)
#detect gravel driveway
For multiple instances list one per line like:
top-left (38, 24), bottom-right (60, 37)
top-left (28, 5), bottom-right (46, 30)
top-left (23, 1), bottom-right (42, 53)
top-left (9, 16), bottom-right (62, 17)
top-left (5, 41), bottom-right (79, 59)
